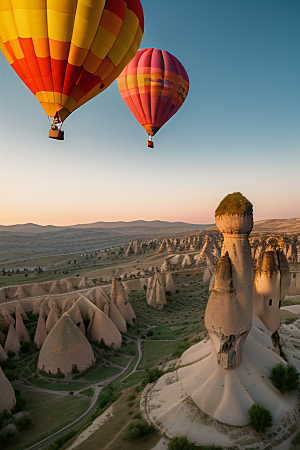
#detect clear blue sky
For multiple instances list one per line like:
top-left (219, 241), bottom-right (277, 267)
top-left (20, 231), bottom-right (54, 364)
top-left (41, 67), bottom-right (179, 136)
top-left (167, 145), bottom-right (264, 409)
top-left (0, 0), bottom-right (299, 225)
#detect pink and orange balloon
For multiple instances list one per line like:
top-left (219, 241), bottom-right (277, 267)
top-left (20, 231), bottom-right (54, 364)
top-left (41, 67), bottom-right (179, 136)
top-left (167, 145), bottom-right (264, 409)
top-left (117, 48), bottom-right (189, 148)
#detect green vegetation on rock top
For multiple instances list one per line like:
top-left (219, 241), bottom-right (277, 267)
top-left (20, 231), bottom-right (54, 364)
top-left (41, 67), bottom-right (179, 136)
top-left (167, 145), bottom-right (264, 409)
top-left (215, 192), bottom-right (253, 217)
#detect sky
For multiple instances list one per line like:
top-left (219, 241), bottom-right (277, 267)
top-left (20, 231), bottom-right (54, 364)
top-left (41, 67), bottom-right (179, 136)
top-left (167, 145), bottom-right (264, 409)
top-left (0, 0), bottom-right (299, 226)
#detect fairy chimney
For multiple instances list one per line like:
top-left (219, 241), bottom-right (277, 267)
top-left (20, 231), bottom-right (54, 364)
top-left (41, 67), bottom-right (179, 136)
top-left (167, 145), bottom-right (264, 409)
top-left (0, 344), bottom-right (8, 361)
top-left (4, 323), bottom-right (21, 355)
top-left (67, 302), bottom-right (86, 335)
top-left (147, 271), bottom-right (167, 309)
top-left (253, 250), bottom-right (290, 335)
top-left (165, 272), bottom-right (176, 293)
top-left (205, 192), bottom-right (253, 369)
top-left (46, 304), bottom-right (61, 333)
top-left (37, 314), bottom-right (95, 375)
top-left (0, 367), bottom-right (16, 412)
top-left (34, 314), bottom-right (48, 348)
top-left (110, 278), bottom-right (136, 324)
top-left (15, 312), bottom-right (30, 342)
top-left (15, 302), bottom-right (28, 321)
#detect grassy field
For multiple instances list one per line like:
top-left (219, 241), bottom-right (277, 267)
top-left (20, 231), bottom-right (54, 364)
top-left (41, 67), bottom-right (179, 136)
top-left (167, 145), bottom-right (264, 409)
top-left (82, 366), bottom-right (121, 382)
top-left (23, 376), bottom-right (88, 391)
top-left (5, 385), bottom-right (90, 450)
top-left (139, 341), bottom-right (178, 369)
top-left (62, 388), bottom-right (161, 450)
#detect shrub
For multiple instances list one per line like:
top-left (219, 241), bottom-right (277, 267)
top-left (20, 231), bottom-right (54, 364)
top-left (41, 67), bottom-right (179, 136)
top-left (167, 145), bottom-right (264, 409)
top-left (7, 351), bottom-right (15, 358)
top-left (248, 404), bottom-right (273, 432)
top-left (145, 367), bottom-right (164, 384)
top-left (20, 341), bottom-right (33, 353)
top-left (11, 389), bottom-right (26, 414)
top-left (269, 364), bottom-right (299, 394)
top-left (146, 330), bottom-right (153, 337)
top-left (72, 364), bottom-right (80, 374)
top-left (128, 420), bottom-right (155, 438)
top-left (0, 410), bottom-right (12, 429)
top-left (13, 412), bottom-right (32, 429)
top-left (168, 436), bottom-right (222, 450)
top-left (0, 425), bottom-right (19, 445)
top-left (47, 430), bottom-right (77, 450)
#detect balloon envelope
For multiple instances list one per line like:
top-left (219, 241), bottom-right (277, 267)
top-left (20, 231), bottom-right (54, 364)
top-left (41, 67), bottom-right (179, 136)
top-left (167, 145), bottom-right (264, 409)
top-left (117, 48), bottom-right (189, 145)
top-left (0, 0), bottom-right (144, 123)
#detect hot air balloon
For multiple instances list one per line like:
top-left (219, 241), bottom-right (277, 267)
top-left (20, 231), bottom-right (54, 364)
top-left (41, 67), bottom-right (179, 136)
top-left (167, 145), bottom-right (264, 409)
top-left (0, 0), bottom-right (144, 140)
top-left (117, 48), bottom-right (189, 148)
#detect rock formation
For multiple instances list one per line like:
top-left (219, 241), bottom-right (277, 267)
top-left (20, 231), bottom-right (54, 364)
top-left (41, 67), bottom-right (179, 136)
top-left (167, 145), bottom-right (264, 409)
top-left (67, 302), bottom-right (85, 335)
top-left (85, 287), bottom-right (110, 315)
top-left (204, 192), bottom-right (253, 369)
top-left (37, 313), bottom-right (95, 375)
top-left (110, 278), bottom-right (136, 324)
top-left (74, 296), bottom-right (122, 348)
top-left (46, 304), bottom-right (61, 333)
top-left (0, 367), bottom-right (16, 412)
top-left (108, 301), bottom-right (127, 333)
top-left (0, 344), bottom-right (8, 361)
top-left (34, 314), bottom-right (48, 348)
top-left (4, 323), bottom-right (20, 355)
top-left (146, 271), bottom-right (166, 309)
top-left (15, 302), bottom-right (28, 321)
top-left (253, 249), bottom-right (290, 353)
top-left (0, 306), bottom-right (14, 328)
top-left (165, 272), bottom-right (176, 293)
top-left (15, 312), bottom-right (30, 342)
top-left (203, 267), bottom-right (212, 284)
top-left (182, 254), bottom-right (192, 268)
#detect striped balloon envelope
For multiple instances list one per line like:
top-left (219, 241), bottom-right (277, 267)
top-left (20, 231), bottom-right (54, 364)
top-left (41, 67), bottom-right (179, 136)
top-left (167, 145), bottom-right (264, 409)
top-left (0, 0), bottom-right (144, 140)
top-left (117, 48), bottom-right (189, 148)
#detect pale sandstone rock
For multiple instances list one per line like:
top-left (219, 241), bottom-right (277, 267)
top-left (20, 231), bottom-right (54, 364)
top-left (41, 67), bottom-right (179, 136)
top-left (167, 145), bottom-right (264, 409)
top-left (110, 278), bottom-right (136, 324)
top-left (4, 323), bottom-right (20, 355)
top-left (0, 367), bottom-right (16, 412)
top-left (85, 287), bottom-right (110, 316)
top-left (165, 272), bottom-right (176, 293)
top-left (182, 254), bottom-right (192, 268)
top-left (37, 314), bottom-right (95, 375)
top-left (204, 193), bottom-right (253, 370)
top-left (15, 302), bottom-right (28, 321)
top-left (46, 304), bottom-right (61, 333)
top-left (15, 312), bottom-right (30, 342)
top-left (203, 268), bottom-right (212, 284)
top-left (67, 303), bottom-right (86, 335)
top-left (108, 301), bottom-right (127, 333)
top-left (0, 344), bottom-right (8, 361)
top-left (0, 306), bottom-right (14, 328)
top-left (147, 272), bottom-right (166, 309)
top-left (34, 314), bottom-right (48, 348)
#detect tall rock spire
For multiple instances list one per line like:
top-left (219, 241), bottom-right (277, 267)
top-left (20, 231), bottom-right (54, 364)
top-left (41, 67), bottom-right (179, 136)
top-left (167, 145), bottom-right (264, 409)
top-left (205, 192), bottom-right (253, 369)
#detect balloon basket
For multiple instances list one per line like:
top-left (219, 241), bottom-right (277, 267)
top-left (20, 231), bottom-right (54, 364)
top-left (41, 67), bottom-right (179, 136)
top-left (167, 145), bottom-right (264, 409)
top-left (49, 129), bottom-right (64, 140)
top-left (147, 140), bottom-right (154, 148)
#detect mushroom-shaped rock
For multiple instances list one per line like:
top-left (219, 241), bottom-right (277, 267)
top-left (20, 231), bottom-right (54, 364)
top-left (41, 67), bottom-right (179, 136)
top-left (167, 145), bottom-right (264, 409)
top-left (15, 302), bottom-right (28, 321)
top-left (0, 367), bottom-right (16, 412)
top-left (66, 303), bottom-right (85, 335)
top-left (37, 314), bottom-right (95, 375)
top-left (34, 314), bottom-right (48, 348)
top-left (85, 287), bottom-right (110, 316)
top-left (147, 272), bottom-right (166, 309)
top-left (15, 312), bottom-right (30, 342)
top-left (110, 278), bottom-right (136, 324)
top-left (4, 323), bottom-right (20, 355)
top-left (253, 250), bottom-right (290, 336)
top-left (0, 344), bottom-right (8, 361)
top-left (205, 192), bottom-right (253, 370)
top-left (46, 304), bottom-right (61, 333)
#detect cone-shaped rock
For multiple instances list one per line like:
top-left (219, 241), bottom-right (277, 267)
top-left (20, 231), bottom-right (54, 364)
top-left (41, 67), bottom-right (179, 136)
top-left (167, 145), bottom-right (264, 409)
top-left (0, 367), bottom-right (16, 412)
top-left (161, 260), bottom-right (171, 272)
top-left (205, 192), bottom-right (253, 370)
top-left (33, 297), bottom-right (45, 315)
top-left (253, 250), bottom-right (290, 335)
top-left (4, 323), bottom-right (20, 355)
top-left (203, 268), bottom-right (212, 285)
top-left (85, 287), bottom-right (110, 315)
top-left (147, 272), bottom-right (166, 309)
top-left (0, 306), bottom-right (14, 328)
top-left (110, 278), bottom-right (136, 324)
top-left (34, 314), bottom-right (48, 348)
top-left (108, 301), bottom-right (127, 333)
top-left (15, 302), bottom-right (28, 321)
top-left (0, 344), bottom-right (8, 361)
top-left (37, 314), bottom-right (95, 375)
top-left (75, 296), bottom-right (122, 347)
top-left (46, 304), bottom-right (61, 333)
top-left (182, 254), bottom-right (192, 268)
top-left (67, 303), bottom-right (86, 335)
top-left (15, 312), bottom-right (30, 342)
top-left (165, 272), bottom-right (176, 293)
top-left (39, 297), bottom-right (51, 318)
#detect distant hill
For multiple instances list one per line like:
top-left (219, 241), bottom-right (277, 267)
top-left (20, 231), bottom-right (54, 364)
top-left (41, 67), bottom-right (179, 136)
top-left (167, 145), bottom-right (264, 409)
top-left (204, 218), bottom-right (300, 235)
top-left (0, 220), bottom-right (206, 234)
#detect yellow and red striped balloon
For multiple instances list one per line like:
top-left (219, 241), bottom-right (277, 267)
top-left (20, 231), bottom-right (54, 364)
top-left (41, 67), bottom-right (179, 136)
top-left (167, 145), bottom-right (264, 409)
top-left (0, 0), bottom-right (144, 125)
top-left (117, 48), bottom-right (189, 148)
